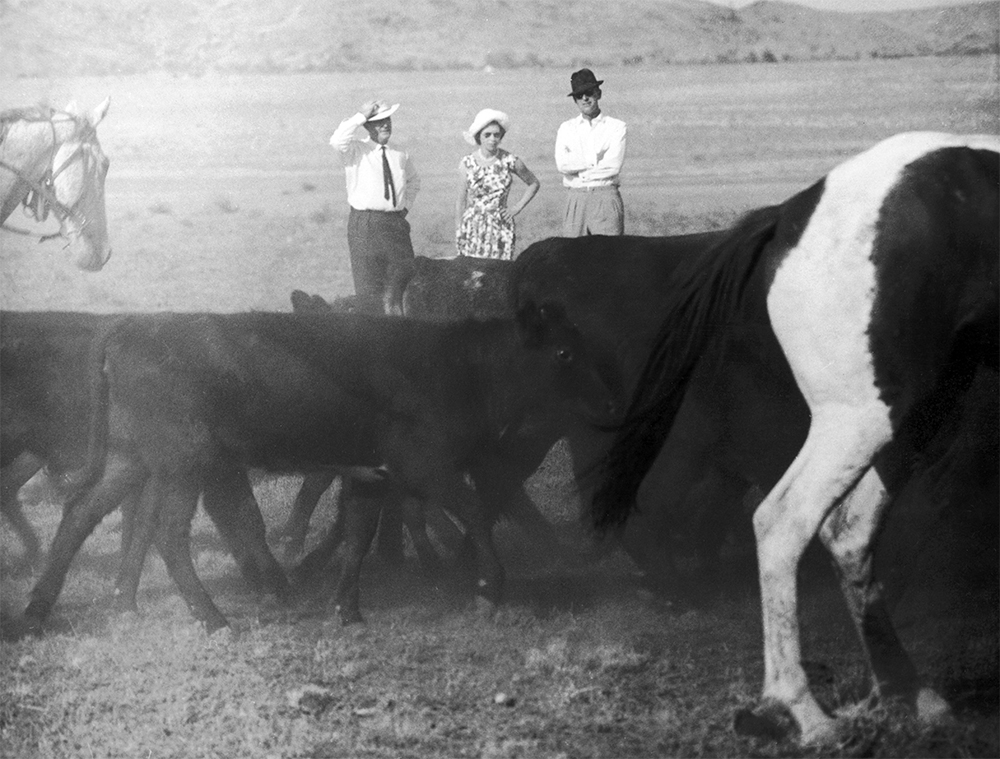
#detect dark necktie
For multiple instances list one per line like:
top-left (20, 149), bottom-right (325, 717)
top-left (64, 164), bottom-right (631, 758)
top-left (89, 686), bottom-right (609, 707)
top-left (381, 146), bottom-right (397, 207)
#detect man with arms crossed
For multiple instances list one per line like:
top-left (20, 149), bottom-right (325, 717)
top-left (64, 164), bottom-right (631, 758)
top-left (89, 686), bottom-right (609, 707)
top-left (555, 69), bottom-right (627, 236)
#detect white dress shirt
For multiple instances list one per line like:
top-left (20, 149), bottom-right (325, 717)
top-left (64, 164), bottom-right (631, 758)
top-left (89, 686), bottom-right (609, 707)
top-left (554, 112), bottom-right (627, 189)
top-left (329, 113), bottom-right (420, 211)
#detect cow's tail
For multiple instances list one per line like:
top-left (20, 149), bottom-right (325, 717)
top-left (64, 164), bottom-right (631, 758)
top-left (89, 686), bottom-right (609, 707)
top-left (51, 319), bottom-right (116, 498)
top-left (590, 205), bottom-right (781, 532)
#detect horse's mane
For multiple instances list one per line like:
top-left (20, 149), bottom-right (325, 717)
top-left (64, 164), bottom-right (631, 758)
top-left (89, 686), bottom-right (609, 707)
top-left (0, 105), bottom-right (57, 125)
top-left (590, 203), bottom-right (783, 531)
top-left (0, 106), bottom-right (87, 147)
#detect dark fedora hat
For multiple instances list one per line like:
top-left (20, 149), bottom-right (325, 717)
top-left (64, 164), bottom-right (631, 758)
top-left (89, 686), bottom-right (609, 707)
top-left (568, 68), bottom-right (604, 98)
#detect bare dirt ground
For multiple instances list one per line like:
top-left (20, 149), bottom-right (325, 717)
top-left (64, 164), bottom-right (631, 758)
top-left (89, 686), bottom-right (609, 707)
top-left (1, 58), bottom-right (998, 758)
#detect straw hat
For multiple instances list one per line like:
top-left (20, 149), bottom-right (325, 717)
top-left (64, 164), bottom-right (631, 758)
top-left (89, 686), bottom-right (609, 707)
top-left (366, 102), bottom-right (399, 122)
top-left (464, 108), bottom-right (511, 145)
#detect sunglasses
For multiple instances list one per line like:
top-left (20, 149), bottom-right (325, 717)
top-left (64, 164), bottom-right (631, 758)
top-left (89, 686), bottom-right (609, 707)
top-left (574, 89), bottom-right (599, 101)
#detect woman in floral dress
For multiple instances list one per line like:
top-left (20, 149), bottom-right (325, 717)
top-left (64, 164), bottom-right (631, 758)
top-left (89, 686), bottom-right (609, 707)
top-left (456, 109), bottom-right (539, 259)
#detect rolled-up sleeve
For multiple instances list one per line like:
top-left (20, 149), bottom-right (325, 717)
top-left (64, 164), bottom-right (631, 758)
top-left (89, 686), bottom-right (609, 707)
top-left (330, 113), bottom-right (367, 156)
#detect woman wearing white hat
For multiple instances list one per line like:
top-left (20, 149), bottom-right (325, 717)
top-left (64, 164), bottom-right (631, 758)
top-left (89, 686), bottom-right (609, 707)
top-left (455, 109), bottom-right (539, 260)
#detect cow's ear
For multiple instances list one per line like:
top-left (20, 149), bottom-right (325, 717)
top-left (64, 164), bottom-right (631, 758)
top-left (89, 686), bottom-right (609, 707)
top-left (290, 289), bottom-right (311, 312)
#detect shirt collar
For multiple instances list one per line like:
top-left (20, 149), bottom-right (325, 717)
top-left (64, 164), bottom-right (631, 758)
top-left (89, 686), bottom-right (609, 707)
top-left (576, 112), bottom-right (606, 126)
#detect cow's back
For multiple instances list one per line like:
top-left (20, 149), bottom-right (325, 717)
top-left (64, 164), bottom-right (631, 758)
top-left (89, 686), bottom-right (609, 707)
top-left (98, 311), bottom-right (538, 472)
top-left (402, 256), bottom-right (513, 321)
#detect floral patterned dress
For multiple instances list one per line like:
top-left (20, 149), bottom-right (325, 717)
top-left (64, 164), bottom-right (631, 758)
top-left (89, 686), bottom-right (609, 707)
top-left (456, 150), bottom-right (518, 260)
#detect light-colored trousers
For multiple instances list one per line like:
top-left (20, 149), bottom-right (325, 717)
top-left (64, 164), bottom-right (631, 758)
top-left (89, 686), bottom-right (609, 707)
top-left (562, 186), bottom-right (624, 237)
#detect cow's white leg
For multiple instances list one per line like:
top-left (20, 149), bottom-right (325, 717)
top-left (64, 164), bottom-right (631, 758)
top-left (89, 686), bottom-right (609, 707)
top-left (818, 467), bottom-right (951, 724)
top-left (752, 406), bottom-right (888, 745)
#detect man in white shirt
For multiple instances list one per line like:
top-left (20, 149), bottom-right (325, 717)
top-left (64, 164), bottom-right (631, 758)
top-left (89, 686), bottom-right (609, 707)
top-left (554, 69), bottom-right (627, 236)
top-left (330, 100), bottom-right (420, 313)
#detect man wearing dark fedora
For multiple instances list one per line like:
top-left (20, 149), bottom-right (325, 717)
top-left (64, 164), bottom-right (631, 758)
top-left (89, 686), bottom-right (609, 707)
top-left (330, 99), bottom-right (420, 314)
top-left (554, 68), bottom-right (627, 236)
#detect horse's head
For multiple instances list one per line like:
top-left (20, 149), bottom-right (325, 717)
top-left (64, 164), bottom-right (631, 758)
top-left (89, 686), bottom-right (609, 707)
top-left (53, 98), bottom-right (112, 271)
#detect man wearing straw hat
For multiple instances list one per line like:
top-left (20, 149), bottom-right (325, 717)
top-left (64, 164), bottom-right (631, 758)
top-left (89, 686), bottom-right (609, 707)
top-left (330, 99), bottom-right (420, 313)
top-left (554, 68), bottom-right (627, 236)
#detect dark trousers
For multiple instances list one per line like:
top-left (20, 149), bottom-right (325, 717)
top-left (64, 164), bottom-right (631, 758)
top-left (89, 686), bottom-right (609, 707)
top-left (347, 208), bottom-right (415, 314)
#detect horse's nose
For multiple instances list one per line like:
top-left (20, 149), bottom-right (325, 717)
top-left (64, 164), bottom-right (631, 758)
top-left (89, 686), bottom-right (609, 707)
top-left (75, 241), bottom-right (112, 271)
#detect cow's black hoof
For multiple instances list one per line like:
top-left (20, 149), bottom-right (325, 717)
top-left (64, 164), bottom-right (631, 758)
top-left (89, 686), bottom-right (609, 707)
top-left (1, 614), bottom-right (44, 642)
top-left (336, 605), bottom-right (364, 627)
top-left (198, 613), bottom-right (231, 637)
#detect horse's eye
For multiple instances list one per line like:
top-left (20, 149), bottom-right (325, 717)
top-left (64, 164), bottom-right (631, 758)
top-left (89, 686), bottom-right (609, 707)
top-left (556, 347), bottom-right (573, 363)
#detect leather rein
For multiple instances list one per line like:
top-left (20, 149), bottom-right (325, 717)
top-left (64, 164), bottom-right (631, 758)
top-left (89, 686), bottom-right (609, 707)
top-left (0, 112), bottom-right (95, 243)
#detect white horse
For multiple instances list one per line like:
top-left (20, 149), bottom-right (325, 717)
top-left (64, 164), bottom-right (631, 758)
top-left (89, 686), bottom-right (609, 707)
top-left (592, 132), bottom-right (999, 745)
top-left (0, 98), bottom-right (112, 271)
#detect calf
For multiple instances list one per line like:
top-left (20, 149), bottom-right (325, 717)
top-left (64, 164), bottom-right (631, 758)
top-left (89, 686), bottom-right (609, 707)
top-left (279, 277), bottom-right (555, 569)
top-left (0, 312), bottom-right (146, 573)
top-left (1, 311), bottom-right (291, 636)
top-left (28, 305), bottom-right (616, 632)
top-left (395, 255), bottom-right (512, 320)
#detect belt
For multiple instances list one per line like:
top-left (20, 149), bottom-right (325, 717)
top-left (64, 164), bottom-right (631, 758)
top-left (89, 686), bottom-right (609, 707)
top-left (565, 185), bottom-right (619, 193)
top-left (350, 207), bottom-right (406, 214)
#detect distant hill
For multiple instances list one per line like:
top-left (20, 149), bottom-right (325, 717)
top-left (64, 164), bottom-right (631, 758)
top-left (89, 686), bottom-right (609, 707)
top-left (1, 0), bottom-right (997, 77)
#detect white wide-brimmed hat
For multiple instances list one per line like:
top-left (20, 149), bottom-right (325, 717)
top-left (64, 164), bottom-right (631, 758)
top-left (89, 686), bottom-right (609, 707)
top-left (464, 108), bottom-right (511, 145)
top-left (366, 102), bottom-right (400, 122)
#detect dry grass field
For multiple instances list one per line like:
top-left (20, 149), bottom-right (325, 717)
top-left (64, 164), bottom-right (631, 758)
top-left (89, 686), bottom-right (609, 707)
top-left (1, 57), bottom-right (998, 758)
top-left (3, 56), bottom-right (997, 311)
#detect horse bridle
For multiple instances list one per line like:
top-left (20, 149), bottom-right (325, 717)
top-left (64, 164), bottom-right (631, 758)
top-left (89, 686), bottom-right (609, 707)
top-left (0, 112), bottom-right (99, 244)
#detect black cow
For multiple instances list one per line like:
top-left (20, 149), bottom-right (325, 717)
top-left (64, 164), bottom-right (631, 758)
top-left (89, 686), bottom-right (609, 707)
top-left (22, 305), bottom-right (616, 633)
top-left (394, 255), bottom-right (512, 320)
top-left (510, 233), bottom-right (781, 588)
top-left (1, 312), bottom-right (99, 569)
top-left (287, 235), bottom-right (770, 597)
top-left (0, 311), bottom-right (292, 627)
top-left (278, 269), bottom-right (552, 568)
top-left (278, 286), bottom-right (471, 565)
top-left (277, 255), bottom-right (512, 562)
top-left (0, 313), bottom-right (153, 577)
